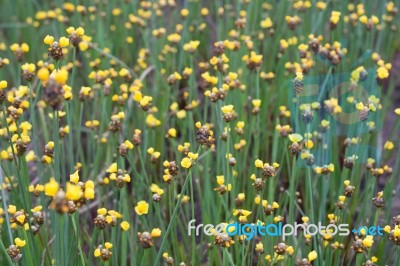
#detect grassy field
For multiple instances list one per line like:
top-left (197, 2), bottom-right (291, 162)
top-left (0, 0), bottom-right (400, 265)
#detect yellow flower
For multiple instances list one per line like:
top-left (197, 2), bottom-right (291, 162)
top-left (146, 114), bottom-right (161, 127)
top-left (84, 187), bottom-right (95, 199)
top-left (37, 68), bottom-right (50, 81)
top-left (286, 246), bottom-right (294, 255)
top-left (80, 86), bottom-right (91, 96)
top-left (31, 206), bottom-right (42, 212)
top-left (107, 163), bottom-right (118, 173)
top-left (0, 80), bottom-right (7, 90)
top-left (135, 201), bottom-right (149, 215)
top-left (15, 214), bottom-right (25, 224)
top-left (122, 174), bottom-right (131, 183)
top-left (66, 27), bottom-right (85, 36)
top-left (261, 200), bottom-right (268, 207)
top-left (181, 157), bottom-right (192, 169)
top-left (97, 208), bottom-right (107, 216)
top-left (124, 140), bottom-right (134, 149)
top-left (74, 27), bottom-right (85, 35)
top-left (395, 108), bottom-right (400, 116)
top-left (236, 121), bottom-right (245, 128)
top-left (368, 103), bottom-right (377, 112)
top-left (119, 68), bottom-right (129, 77)
top-left (167, 33), bottom-right (181, 43)
top-left (120, 221), bottom-right (130, 231)
top-left (94, 249), bottom-right (101, 257)
top-left (308, 250), bottom-right (317, 261)
top-left (59, 37), bottom-right (70, 47)
top-left (47, 141), bottom-right (54, 149)
top-left (188, 152), bottom-right (198, 160)
top-left (167, 128), bottom-right (177, 138)
top-left (255, 159), bottom-right (263, 168)
top-left (53, 69), bottom-right (68, 85)
top-left (63, 85), bottom-right (73, 100)
top-left (105, 242), bottom-right (113, 249)
top-left (44, 178), bottom-right (59, 197)
top-left (181, 8), bottom-right (189, 17)
top-left (304, 140), bottom-right (313, 149)
top-left (210, 56), bottom-right (219, 65)
top-left (384, 141), bottom-right (394, 150)
top-left (216, 175), bottom-right (225, 185)
top-left (150, 184), bottom-right (164, 195)
top-left (394, 226), bottom-right (400, 237)
top-left (359, 15), bottom-right (368, 24)
top-left (330, 11), bottom-right (341, 24)
top-left (296, 72), bottom-right (303, 81)
top-left (66, 182), bottom-right (83, 201)
top-left (362, 235), bottom-right (373, 247)
top-left (384, 225), bottom-right (391, 233)
top-left (221, 105), bottom-right (234, 114)
top-left (79, 42), bottom-right (89, 51)
top-left (254, 195), bottom-right (261, 204)
top-left (314, 167), bottom-right (322, 174)
top-left (302, 216), bottom-right (309, 223)
top-left (237, 193), bottom-right (245, 201)
top-left (183, 40), bottom-right (200, 52)
top-left (377, 66), bottom-right (389, 79)
top-left (252, 99), bottom-right (261, 107)
top-left (260, 17), bottom-right (273, 28)
top-left (70, 170), bottom-right (79, 184)
top-left (22, 63), bottom-right (35, 72)
top-left (255, 242), bottom-right (264, 252)
top-left (8, 205), bottom-right (16, 214)
top-left (249, 51), bottom-right (263, 64)
top-left (85, 120), bottom-right (100, 128)
top-left (151, 228), bottom-right (162, 238)
top-left (288, 133), bottom-right (303, 143)
top-left (15, 238), bottom-right (26, 248)
top-left (201, 8), bottom-right (209, 16)
top-left (44, 35), bottom-right (54, 45)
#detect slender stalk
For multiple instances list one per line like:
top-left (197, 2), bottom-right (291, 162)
top-left (153, 169), bottom-right (193, 265)
top-left (0, 167), bottom-right (13, 243)
top-left (71, 214), bottom-right (86, 266)
top-left (0, 238), bottom-right (15, 265)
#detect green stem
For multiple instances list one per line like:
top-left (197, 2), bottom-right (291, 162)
top-left (0, 167), bottom-right (13, 243)
top-left (153, 169), bottom-right (193, 265)
top-left (190, 169), bottom-right (195, 265)
top-left (71, 214), bottom-right (86, 266)
top-left (223, 247), bottom-right (235, 265)
top-left (0, 238), bottom-right (15, 265)
top-left (22, 229), bottom-right (33, 266)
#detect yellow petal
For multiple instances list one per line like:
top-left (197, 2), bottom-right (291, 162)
top-left (288, 133), bottom-right (303, 143)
